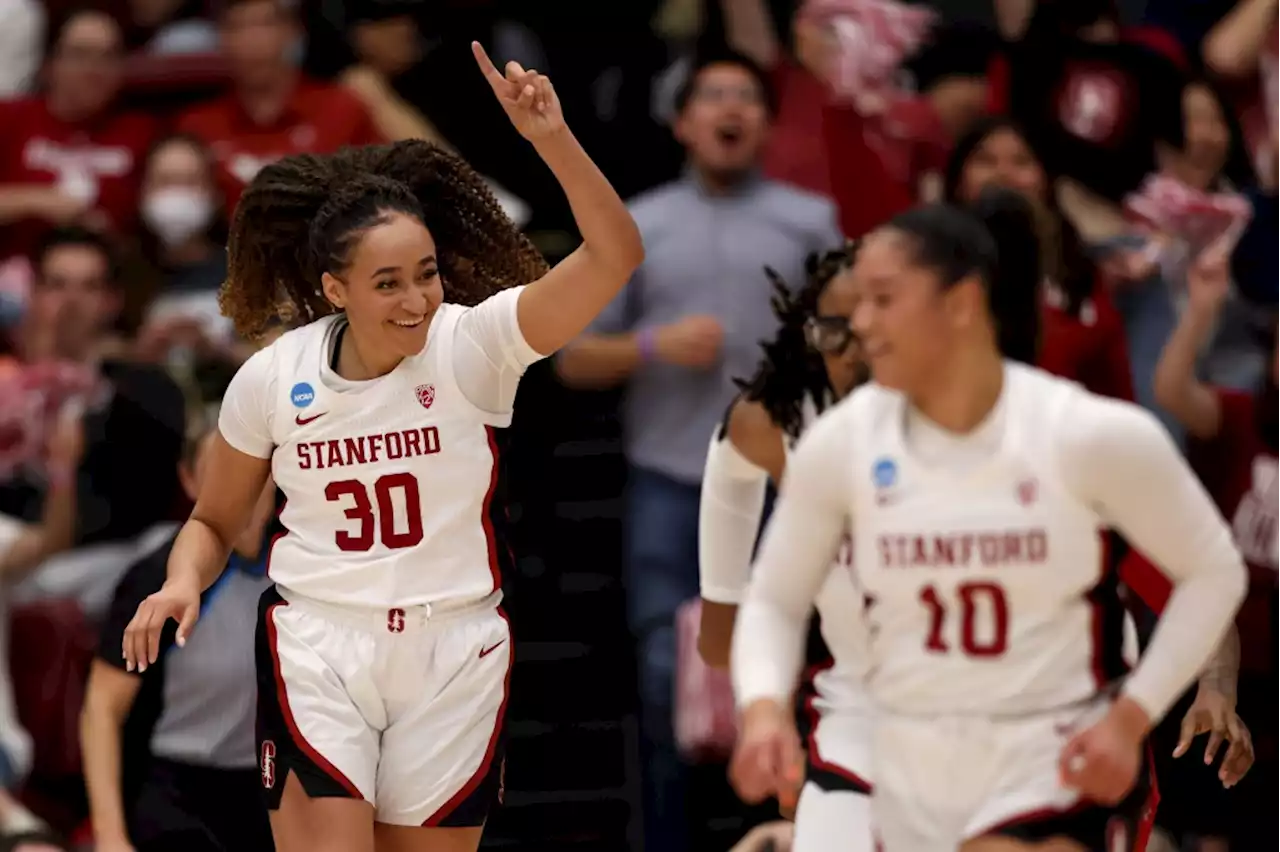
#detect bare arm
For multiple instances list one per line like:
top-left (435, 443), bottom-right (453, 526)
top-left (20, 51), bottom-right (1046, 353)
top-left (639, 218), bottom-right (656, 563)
top-left (472, 42), bottom-right (644, 358)
top-left (0, 185), bottom-right (82, 226)
top-left (1203, 0), bottom-right (1278, 78)
top-left (698, 400), bottom-right (787, 668)
top-left (555, 333), bottom-right (644, 388)
top-left (515, 132), bottom-right (644, 355)
top-left (169, 435), bottom-right (272, 594)
top-left (720, 0), bottom-right (780, 67)
top-left (80, 660), bottom-right (142, 850)
top-left (0, 473), bottom-right (75, 581)
top-left (340, 65), bottom-right (454, 148)
top-left (1197, 625), bottom-right (1240, 701)
top-left (1153, 252), bottom-right (1227, 440)
top-left (0, 409), bottom-right (83, 581)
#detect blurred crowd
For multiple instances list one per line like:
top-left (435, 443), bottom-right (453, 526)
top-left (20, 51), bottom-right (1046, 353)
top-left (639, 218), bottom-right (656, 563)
top-left (0, 0), bottom-right (1274, 850)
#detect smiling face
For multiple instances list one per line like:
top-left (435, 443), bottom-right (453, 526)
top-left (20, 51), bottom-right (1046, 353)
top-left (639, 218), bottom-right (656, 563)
top-left (320, 210), bottom-right (444, 370)
top-left (849, 227), bottom-right (985, 393)
top-left (674, 62), bottom-right (769, 183)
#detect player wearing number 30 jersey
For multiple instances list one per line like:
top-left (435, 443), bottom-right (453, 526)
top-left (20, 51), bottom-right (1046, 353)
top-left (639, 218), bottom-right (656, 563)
top-left (731, 197), bottom-right (1247, 852)
top-left (121, 42), bottom-right (644, 852)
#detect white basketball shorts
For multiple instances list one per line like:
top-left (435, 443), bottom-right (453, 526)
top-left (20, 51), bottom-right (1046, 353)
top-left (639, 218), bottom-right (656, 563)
top-left (871, 697), bottom-right (1157, 852)
top-left (255, 585), bottom-right (513, 827)
top-left (793, 704), bottom-right (875, 852)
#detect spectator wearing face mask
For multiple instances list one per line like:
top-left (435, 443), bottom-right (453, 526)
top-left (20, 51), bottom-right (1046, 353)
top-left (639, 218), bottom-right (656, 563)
top-left (177, 0), bottom-right (383, 211)
top-left (131, 134), bottom-right (251, 387)
top-left (0, 8), bottom-right (158, 263)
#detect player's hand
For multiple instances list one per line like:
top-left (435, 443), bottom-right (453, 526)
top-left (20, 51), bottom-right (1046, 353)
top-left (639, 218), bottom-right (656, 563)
top-left (122, 576), bottom-right (201, 672)
top-left (655, 315), bottom-right (723, 368)
top-left (472, 41), bottom-right (565, 143)
top-left (729, 698), bottom-right (804, 806)
top-left (1058, 696), bottom-right (1146, 805)
top-left (729, 820), bottom-right (794, 852)
top-left (1173, 686), bottom-right (1254, 787)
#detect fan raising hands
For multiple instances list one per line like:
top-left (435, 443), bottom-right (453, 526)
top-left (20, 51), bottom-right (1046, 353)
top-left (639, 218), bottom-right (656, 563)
top-left (472, 41), bottom-right (565, 142)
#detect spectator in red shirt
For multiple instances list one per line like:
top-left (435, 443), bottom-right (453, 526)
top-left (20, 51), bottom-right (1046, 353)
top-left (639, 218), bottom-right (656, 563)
top-left (991, 0), bottom-right (1188, 205)
top-left (177, 0), bottom-right (383, 212)
top-left (0, 8), bottom-right (158, 262)
top-left (1147, 249), bottom-right (1276, 851)
top-left (945, 116), bottom-right (1134, 399)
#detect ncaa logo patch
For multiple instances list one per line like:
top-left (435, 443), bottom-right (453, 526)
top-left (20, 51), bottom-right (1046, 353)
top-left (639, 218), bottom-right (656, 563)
top-left (872, 457), bottom-right (897, 489)
top-left (290, 382), bottom-right (315, 408)
top-left (415, 384), bottom-right (435, 410)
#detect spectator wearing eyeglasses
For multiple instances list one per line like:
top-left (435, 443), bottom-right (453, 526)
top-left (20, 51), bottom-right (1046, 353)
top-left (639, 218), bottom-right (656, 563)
top-left (0, 8), bottom-right (158, 263)
top-left (557, 50), bottom-right (840, 852)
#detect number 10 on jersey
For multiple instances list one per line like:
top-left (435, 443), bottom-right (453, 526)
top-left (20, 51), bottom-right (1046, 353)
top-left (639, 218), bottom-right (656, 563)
top-left (920, 581), bottom-right (1009, 657)
top-left (326, 473), bottom-right (424, 551)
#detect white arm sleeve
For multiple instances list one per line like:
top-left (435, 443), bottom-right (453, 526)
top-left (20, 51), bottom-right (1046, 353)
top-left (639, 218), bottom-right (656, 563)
top-left (698, 431), bottom-right (771, 604)
top-left (452, 286), bottom-right (546, 417)
top-left (1060, 394), bottom-right (1248, 723)
top-left (217, 346), bottom-right (277, 459)
top-left (731, 414), bottom-right (852, 709)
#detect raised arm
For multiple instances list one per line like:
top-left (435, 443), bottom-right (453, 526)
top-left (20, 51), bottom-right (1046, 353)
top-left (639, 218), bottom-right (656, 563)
top-left (1203, 0), bottom-right (1278, 78)
top-left (1153, 247), bottom-right (1228, 439)
top-left (698, 399), bottom-right (787, 668)
top-left (0, 407), bottom-right (83, 581)
top-left (472, 42), bottom-right (644, 357)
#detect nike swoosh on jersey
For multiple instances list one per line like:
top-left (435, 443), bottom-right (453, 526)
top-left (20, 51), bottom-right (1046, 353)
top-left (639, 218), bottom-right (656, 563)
top-left (479, 639), bottom-right (506, 659)
top-left (295, 412), bottom-right (327, 426)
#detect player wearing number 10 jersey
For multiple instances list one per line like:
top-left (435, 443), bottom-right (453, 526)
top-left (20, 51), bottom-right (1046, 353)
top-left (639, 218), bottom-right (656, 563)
top-left (121, 44), bottom-right (644, 852)
top-left (730, 199), bottom-right (1247, 852)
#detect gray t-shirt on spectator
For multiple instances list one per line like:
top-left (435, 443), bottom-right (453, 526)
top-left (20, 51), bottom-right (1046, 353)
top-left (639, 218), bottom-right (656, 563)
top-left (589, 173), bottom-right (841, 484)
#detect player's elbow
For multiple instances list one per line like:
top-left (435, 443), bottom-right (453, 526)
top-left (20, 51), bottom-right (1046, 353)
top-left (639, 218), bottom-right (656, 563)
top-left (1220, 554), bottom-right (1249, 614)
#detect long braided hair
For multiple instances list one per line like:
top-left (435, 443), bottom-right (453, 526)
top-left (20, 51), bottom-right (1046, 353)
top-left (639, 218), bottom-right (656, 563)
top-left (221, 140), bottom-right (549, 340)
top-left (735, 244), bottom-right (859, 440)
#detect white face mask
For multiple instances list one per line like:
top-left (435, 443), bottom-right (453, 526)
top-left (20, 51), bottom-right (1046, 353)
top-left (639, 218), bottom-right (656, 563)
top-left (142, 188), bottom-right (215, 247)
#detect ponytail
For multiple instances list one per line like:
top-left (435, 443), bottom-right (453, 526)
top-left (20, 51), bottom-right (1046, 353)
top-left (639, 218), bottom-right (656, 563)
top-left (966, 186), bottom-right (1042, 365)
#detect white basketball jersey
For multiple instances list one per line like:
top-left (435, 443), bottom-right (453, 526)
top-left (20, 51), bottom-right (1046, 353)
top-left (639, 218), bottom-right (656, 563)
top-left (843, 364), bottom-right (1127, 716)
top-left (792, 394), bottom-right (872, 716)
top-left (262, 309), bottom-right (507, 609)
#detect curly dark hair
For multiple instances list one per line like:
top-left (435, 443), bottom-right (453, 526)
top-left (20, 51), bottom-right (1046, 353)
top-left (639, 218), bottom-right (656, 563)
top-left (221, 140), bottom-right (550, 340)
top-left (735, 244), bottom-right (859, 439)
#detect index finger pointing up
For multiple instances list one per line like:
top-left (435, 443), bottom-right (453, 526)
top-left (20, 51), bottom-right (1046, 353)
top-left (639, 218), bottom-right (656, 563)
top-left (471, 41), bottom-right (506, 89)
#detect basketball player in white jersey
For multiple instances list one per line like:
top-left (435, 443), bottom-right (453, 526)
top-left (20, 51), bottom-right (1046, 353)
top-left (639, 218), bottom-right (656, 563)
top-left (710, 196), bottom-right (1045, 851)
top-left (121, 44), bottom-right (644, 852)
top-left (729, 195), bottom-right (1248, 852)
top-left (697, 246), bottom-right (876, 852)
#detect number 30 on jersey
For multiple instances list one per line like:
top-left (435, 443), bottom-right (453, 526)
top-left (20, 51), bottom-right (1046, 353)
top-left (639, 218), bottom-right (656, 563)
top-left (326, 473), bottom-right (424, 551)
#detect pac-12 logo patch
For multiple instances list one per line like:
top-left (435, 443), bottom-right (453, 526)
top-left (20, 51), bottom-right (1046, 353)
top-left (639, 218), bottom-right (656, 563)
top-left (872, 457), bottom-right (897, 489)
top-left (290, 382), bottom-right (315, 408)
top-left (415, 384), bottom-right (435, 410)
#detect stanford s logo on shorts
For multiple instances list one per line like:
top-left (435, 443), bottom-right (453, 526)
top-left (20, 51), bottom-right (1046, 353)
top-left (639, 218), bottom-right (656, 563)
top-left (415, 384), bottom-right (436, 410)
top-left (261, 740), bottom-right (277, 789)
top-left (388, 608), bottom-right (406, 633)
